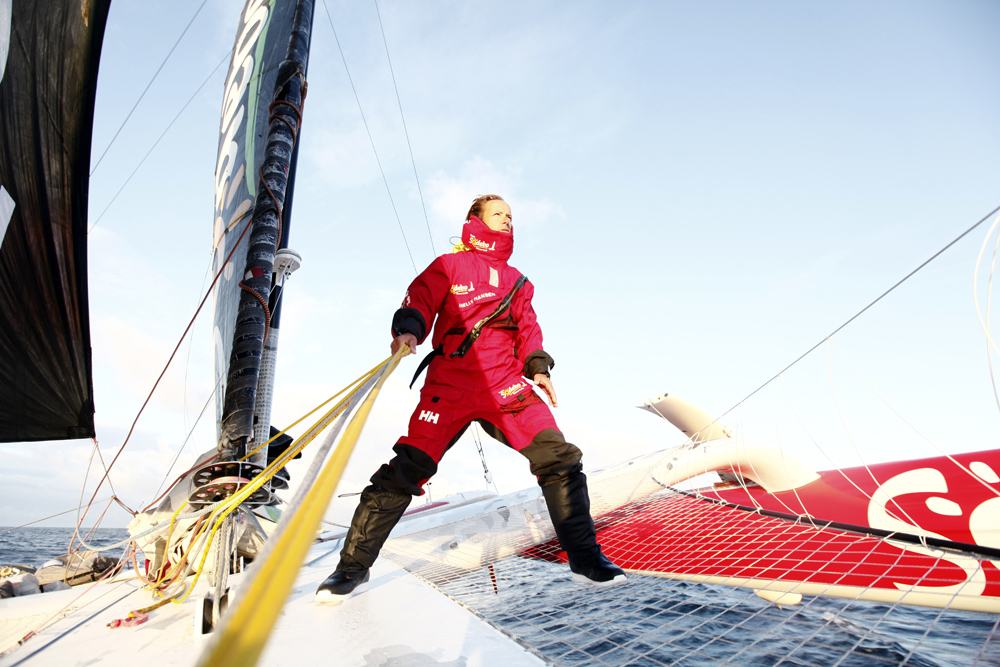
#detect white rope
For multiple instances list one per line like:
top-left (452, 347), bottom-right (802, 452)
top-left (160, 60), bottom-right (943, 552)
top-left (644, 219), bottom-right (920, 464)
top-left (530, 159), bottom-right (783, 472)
top-left (973, 210), bottom-right (1000, 412)
top-left (824, 339), bottom-right (927, 530)
top-left (829, 337), bottom-right (1000, 501)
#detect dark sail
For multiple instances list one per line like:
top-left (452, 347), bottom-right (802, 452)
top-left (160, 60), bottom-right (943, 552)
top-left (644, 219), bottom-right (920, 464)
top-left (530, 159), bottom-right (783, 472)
top-left (0, 0), bottom-right (110, 442)
top-left (212, 0), bottom-right (313, 455)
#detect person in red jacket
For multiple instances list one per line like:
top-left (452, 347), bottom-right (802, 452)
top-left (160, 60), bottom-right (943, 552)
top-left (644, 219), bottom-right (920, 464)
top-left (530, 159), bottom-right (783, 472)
top-left (317, 195), bottom-right (625, 601)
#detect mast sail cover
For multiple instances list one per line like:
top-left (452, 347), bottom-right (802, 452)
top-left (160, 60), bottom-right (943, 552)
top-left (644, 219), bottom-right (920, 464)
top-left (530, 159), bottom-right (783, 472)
top-left (212, 0), bottom-right (305, 446)
top-left (0, 0), bottom-right (110, 442)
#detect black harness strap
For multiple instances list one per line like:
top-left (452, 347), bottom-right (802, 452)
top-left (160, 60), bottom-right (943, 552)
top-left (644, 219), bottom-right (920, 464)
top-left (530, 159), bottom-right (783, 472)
top-left (450, 274), bottom-right (528, 359)
top-left (408, 275), bottom-right (528, 388)
top-left (410, 344), bottom-right (443, 389)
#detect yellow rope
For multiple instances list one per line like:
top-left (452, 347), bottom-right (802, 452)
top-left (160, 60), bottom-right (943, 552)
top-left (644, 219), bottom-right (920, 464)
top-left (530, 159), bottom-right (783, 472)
top-left (196, 347), bottom-right (407, 667)
top-left (241, 359), bottom-right (387, 462)
top-left (144, 361), bottom-right (388, 599)
top-left (452, 240), bottom-right (471, 253)
top-left (166, 365), bottom-right (384, 602)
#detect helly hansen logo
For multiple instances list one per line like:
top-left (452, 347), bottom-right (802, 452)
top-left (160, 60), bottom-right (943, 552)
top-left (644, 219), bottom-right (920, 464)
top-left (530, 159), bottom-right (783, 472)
top-left (418, 410), bottom-right (440, 424)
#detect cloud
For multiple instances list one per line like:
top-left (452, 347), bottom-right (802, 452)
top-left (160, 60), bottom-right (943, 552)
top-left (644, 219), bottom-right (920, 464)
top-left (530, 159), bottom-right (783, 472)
top-left (425, 158), bottom-right (564, 240)
top-left (306, 119), bottom-right (386, 191)
top-left (0, 428), bottom-right (204, 529)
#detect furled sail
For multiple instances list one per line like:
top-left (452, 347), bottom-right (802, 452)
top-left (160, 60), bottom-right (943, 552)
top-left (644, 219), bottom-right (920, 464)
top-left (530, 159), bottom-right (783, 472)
top-left (0, 0), bottom-right (110, 442)
top-left (211, 0), bottom-right (311, 455)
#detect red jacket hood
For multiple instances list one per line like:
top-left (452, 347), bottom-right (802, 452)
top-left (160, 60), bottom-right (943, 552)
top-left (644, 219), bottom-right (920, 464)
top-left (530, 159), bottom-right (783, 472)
top-left (462, 216), bottom-right (513, 262)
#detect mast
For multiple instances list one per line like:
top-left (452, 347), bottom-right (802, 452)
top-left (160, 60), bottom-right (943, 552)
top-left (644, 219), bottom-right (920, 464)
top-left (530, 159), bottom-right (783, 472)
top-left (216, 0), bottom-right (314, 462)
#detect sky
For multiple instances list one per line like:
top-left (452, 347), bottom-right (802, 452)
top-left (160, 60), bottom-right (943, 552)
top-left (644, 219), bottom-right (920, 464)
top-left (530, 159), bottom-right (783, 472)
top-left (2, 0), bottom-right (999, 531)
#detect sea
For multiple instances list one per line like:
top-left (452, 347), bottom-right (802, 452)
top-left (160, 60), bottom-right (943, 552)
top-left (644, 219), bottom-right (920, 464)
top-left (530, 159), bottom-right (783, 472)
top-left (2, 528), bottom-right (998, 666)
top-left (0, 526), bottom-right (132, 568)
top-left (438, 559), bottom-right (1000, 667)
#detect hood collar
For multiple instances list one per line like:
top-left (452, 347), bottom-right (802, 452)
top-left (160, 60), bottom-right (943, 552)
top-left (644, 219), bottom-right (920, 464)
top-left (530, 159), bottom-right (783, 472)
top-left (462, 216), bottom-right (513, 262)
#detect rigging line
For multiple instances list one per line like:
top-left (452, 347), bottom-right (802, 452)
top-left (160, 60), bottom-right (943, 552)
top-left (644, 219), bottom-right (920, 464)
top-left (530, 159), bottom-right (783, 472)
top-left (69, 439), bottom-right (102, 555)
top-left (978, 617), bottom-right (1000, 665)
top-left (717, 203), bottom-right (1000, 423)
top-left (0, 500), bottom-right (113, 535)
top-left (77, 216), bottom-right (256, 528)
top-left (373, 0), bottom-right (436, 256)
top-left (88, 48), bottom-right (233, 233)
top-left (320, 0), bottom-right (418, 274)
top-left (141, 377), bottom-right (224, 511)
top-left (829, 337), bottom-right (1000, 502)
top-left (78, 498), bottom-right (117, 552)
top-left (183, 259), bottom-right (216, 437)
top-left (973, 211), bottom-right (1000, 409)
top-left (985, 219), bottom-right (1000, 413)
top-left (90, 0), bottom-right (211, 176)
top-left (776, 373), bottom-right (898, 521)
top-left (92, 441), bottom-right (121, 503)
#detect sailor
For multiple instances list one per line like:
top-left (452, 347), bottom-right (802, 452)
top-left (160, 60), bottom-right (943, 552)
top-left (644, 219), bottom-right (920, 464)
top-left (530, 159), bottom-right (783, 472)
top-left (316, 195), bottom-right (626, 601)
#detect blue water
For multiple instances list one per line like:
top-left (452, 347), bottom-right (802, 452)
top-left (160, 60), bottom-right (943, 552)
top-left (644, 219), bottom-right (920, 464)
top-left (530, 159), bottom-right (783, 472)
top-left (435, 559), bottom-right (1000, 667)
top-left (0, 527), bottom-right (131, 568)
top-left (4, 528), bottom-right (998, 666)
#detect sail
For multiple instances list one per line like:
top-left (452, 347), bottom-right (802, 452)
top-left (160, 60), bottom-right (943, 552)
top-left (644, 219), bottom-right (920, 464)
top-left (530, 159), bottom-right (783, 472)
top-left (211, 0), bottom-right (310, 452)
top-left (0, 0), bottom-right (110, 442)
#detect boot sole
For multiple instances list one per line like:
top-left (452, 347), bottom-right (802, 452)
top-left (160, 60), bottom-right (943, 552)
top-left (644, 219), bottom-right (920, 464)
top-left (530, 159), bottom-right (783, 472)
top-left (571, 572), bottom-right (627, 587)
top-left (315, 580), bottom-right (369, 604)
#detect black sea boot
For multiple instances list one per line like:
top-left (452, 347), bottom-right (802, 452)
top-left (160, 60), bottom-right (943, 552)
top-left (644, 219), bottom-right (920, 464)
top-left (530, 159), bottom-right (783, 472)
top-left (315, 484), bottom-right (412, 603)
top-left (541, 470), bottom-right (626, 587)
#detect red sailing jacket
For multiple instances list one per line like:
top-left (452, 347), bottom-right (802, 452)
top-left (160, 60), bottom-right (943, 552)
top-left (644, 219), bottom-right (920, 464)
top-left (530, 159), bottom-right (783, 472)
top-left (392, 216), bottom-right (553, 407)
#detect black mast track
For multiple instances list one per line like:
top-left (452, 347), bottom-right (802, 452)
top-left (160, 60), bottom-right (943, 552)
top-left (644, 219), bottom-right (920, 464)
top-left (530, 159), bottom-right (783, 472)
top-left (218, 0), bottom-right (315, 459)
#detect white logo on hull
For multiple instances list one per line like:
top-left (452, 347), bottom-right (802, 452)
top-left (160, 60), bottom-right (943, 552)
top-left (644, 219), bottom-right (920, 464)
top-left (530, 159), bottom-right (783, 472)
top-left (867, 465), bottom-right (1000, 597)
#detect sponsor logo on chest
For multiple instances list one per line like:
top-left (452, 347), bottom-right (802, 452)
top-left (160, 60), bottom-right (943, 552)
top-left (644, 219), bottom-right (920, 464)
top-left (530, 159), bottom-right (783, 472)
top-left (457, 290), bottom-right (497, 309)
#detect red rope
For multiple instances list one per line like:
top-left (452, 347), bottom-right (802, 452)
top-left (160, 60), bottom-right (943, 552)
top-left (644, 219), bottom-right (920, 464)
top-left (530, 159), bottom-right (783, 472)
top-left (239, 280), bottom-right (273, 344)
top-left (259, 76), bottom-right (307, 258)
top-left (240, 76), bottom-right (307, 346)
